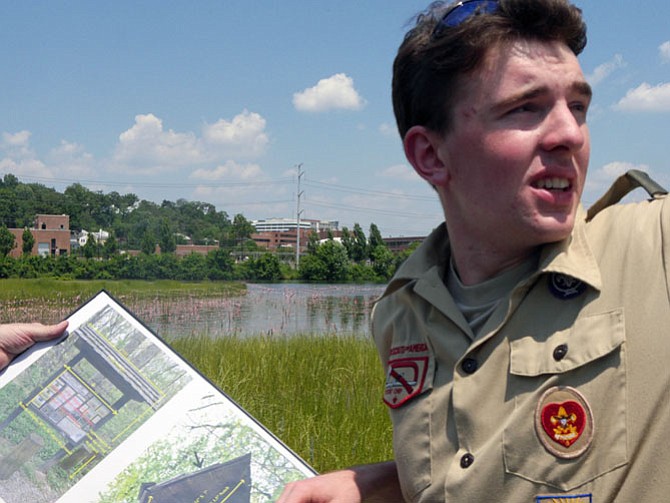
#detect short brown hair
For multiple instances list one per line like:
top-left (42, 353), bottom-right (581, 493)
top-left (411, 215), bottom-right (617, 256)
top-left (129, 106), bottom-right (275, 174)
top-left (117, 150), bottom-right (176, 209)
top-left (392, 0), bottom-right (587, 138)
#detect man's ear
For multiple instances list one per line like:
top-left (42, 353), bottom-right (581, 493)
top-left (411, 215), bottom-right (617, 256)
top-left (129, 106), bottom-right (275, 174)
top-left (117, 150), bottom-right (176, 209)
top-left (403, 125), bottom-right (449, 187)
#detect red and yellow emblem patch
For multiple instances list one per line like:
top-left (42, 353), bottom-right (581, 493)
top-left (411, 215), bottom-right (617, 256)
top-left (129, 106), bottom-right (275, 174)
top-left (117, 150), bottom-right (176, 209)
top-left (535, 386), bottom-right (594, 459)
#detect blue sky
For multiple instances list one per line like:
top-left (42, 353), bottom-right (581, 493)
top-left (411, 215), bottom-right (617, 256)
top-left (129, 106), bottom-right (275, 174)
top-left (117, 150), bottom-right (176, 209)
top-left (1, 1), bottom-right (669, 237)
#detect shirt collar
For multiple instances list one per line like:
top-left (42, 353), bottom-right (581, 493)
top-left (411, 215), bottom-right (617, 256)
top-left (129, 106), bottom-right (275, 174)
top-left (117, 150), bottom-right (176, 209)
top-left (381, 205), bottom-right (602, 302)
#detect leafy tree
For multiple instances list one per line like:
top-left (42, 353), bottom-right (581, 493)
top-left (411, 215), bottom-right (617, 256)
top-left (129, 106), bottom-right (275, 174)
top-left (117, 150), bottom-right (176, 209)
top-left (0, 256), bottom-right (15, 277)
top-left (2, 173), bottom-right (19, 187)
top-left (300, 240), bottom-right (349, 282)
top-left (232, 213), bottom-right (256, 249)
top-left (371, 244), bottom-right (396, 280)
top-left (348, 262), bottom-right (377, 283)
top-left (351, 223), bottom-right (368, 263)
top-left (340, 227), bottom-right (353, 259)
top-left (102, 233), bottom-right (119, 259)
top-left (21, 228), bottom-right (35, 255)
top-left (394, 240), bottom-right (422, 269)
top-left (158, 218), bottom-right (176, 253)
top-left (306, 231), bottom-right (319, 255)
top-left (207, 248), bottom-right (234, 280)
top-left (0, 225), bottom-right (16, 257)
top-left (368, 223), bottom-right (385, 253)
top-left (0, 189), bottom-right (18, 228)
top-left (82, 232), bottom-right (98, 259)
top-left (64, 183), bottom-right (97, 231)
top-left (248, 253), bottom-right (283, 281)
top-left (140, 231), bottom-right (156, 255)
top-left (178, 252), bottom-right (208, 281)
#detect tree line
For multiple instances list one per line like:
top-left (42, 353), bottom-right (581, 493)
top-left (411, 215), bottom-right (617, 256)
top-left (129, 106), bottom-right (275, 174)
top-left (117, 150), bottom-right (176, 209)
top-left (0, 173), bottom-right (422, 283)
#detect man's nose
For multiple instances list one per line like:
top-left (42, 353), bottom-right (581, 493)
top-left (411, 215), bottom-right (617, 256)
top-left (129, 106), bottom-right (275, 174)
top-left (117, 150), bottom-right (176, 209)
top-left (540, 103), bottom-right (586, 152)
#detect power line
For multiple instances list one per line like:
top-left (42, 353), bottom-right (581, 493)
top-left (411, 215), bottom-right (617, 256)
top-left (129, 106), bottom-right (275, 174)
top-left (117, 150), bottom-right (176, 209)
top-left (10, 173), bottom-right (441, 232)
top-left (306, 199), bottom-right (440, 220)
top-left (304, 179), bottom-right (434, 202)
top-left (14, 175), bottom-right (295, 190)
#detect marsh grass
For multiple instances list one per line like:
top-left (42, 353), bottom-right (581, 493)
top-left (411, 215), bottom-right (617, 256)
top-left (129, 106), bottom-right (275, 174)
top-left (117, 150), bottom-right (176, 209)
top-left (0, 278), bottom-right (245, 301)
top-left (0, 278), bottom-right (245, 324)
top-left (172, 334), bottom-right (394, 473)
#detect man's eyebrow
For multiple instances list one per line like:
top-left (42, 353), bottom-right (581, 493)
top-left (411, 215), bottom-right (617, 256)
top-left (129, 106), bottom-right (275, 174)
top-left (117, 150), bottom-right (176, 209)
top-left (491, 86), bottom-right (549, 113)
top-left (492, 80), bottom-right (593, 113)
top-left (572, 81), bottom-right (593, 100)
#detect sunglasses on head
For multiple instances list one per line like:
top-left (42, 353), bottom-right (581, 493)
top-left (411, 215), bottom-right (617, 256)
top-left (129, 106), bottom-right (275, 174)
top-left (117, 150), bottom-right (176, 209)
top-left (432, 0), bottom-right (500, 39)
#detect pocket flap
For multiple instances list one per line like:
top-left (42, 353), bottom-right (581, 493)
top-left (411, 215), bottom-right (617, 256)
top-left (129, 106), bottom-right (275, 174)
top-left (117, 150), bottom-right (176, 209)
top-left (510, 309), bottom-right (624, 377)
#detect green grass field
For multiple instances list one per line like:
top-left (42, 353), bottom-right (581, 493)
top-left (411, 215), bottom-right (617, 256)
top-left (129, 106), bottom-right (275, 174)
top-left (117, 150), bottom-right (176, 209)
top-left (172, 334), bottom-right (394, 474)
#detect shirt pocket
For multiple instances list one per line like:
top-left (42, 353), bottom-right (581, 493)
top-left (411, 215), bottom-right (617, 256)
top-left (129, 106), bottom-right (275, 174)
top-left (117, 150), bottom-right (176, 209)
top-left (384, 352), bottom-right (435, 501)
top-left (503, 309), bottom-right (627, 491)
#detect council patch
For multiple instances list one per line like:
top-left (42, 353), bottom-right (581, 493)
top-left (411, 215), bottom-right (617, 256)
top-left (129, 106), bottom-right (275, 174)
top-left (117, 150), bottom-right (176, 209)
top-left (548, 273), bottom-right (587, 300)
top-left (383, 357), bottom-right (428, 408)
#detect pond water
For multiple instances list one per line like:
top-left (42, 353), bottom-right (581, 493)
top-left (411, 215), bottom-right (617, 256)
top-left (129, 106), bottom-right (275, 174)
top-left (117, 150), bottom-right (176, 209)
top-left (149, 283), bottom-right (387, 339)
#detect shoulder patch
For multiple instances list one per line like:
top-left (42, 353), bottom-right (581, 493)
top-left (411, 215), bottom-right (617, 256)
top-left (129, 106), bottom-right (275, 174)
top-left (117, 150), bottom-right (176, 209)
top-left (383, 356), bottom-right (429, 409)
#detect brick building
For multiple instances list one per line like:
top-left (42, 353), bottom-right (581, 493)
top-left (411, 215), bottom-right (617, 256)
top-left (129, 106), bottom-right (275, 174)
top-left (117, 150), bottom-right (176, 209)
top-left (8, 214), bottom-right (71, 258)
top-left (382, 235), bottom-right (425, 253)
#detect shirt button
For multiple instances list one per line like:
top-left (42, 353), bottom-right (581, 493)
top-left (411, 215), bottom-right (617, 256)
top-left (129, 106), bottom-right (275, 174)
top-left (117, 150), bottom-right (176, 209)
top-left (460, 453), bottom-right (475, 468)
top-left (553, 344), bottom-right (568, 361)
top-left (461, 357), bottom-right (478, 374)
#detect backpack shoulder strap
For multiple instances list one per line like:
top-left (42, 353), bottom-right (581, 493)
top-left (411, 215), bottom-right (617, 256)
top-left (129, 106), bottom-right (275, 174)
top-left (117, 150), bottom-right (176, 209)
top-left (586, 169), bottom-right (668, 221)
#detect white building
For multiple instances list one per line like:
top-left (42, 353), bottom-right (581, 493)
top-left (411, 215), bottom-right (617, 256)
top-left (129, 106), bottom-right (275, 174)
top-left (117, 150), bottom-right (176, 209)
top-left (77, 229), bottom-right (110, 247)
top-left (251, 218), bottom-right (339, 233)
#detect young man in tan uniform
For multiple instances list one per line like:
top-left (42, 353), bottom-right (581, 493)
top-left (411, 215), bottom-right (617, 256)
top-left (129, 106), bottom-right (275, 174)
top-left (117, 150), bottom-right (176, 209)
top-left (279, 0), bottom-right (670, 501)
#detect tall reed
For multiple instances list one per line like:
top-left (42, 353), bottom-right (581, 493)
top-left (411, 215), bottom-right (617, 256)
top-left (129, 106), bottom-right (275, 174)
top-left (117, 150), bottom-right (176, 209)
top-left (0, 278), bottom-right (245, 324)
top-left (172, 334), bottom-right (394, 473)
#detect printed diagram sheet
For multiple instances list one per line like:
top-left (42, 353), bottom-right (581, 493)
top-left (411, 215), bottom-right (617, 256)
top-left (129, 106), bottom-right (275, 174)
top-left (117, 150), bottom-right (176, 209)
top-left (0, 291), bottom-right (314, 503)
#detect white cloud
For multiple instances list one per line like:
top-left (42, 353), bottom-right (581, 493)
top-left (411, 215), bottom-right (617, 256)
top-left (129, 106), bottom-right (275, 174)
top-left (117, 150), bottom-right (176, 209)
top-left (2, 131), bottom-right (37, 162)
top-left (293, 73), bottom-right (366, 112)
top-left (114, 113), bottom-right (201, 170)
top-left (2, 130), bottom-right (31, 149)
top-left (190, 160), bottom-right (264, 181)
top-left (112, 111), bottom-right (270, 174)
top-left (0, 130), bottom-right (51, 179)
top-left (47, 140), bottom-right (95, 177)
top-left (0, 156), bottom-right (50, 179)
top-left (586, 54), bottom-right (626, 86)
top-left (1, 131), bottom-right (96, 181)
top-left (660, 41), bottom-right (670, 63)
top-left (600, 161), bottom-right (648, 179)
top-left (614, 82), bottom-right (670, 112)
top-left (202, 110), bottom-right (269, 157)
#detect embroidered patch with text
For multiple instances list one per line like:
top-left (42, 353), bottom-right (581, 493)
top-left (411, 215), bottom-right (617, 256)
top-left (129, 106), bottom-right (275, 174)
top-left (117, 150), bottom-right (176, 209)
top-left (383, 356), bottom-right (428, 408)
top-left (535, 495), bottom-right (592, 502)
top-left (535, 386), bottom-right (594, 459)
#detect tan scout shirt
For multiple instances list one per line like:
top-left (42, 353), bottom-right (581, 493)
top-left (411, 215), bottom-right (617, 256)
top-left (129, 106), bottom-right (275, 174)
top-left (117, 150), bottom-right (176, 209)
top-left (372, 198), bottom-right (670, 502)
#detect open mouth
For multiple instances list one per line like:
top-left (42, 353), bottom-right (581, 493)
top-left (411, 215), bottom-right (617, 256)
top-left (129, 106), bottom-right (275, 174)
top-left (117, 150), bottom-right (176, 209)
top-left (533, 178), bottom-right (571, 191)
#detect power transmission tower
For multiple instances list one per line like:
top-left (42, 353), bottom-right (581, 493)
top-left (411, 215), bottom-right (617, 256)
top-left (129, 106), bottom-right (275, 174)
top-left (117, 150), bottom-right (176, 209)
top-left (295, 163), bottom-right (304, 268)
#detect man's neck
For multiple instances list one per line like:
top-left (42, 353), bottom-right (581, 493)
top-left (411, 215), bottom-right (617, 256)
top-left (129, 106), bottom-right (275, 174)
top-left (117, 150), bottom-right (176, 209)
top-left (450, 243), bottom-right (541, 286)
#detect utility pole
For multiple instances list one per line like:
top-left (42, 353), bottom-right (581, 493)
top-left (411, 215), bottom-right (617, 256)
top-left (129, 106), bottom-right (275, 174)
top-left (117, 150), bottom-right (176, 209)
top-left (295, 163), bottom-right (304, 268)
